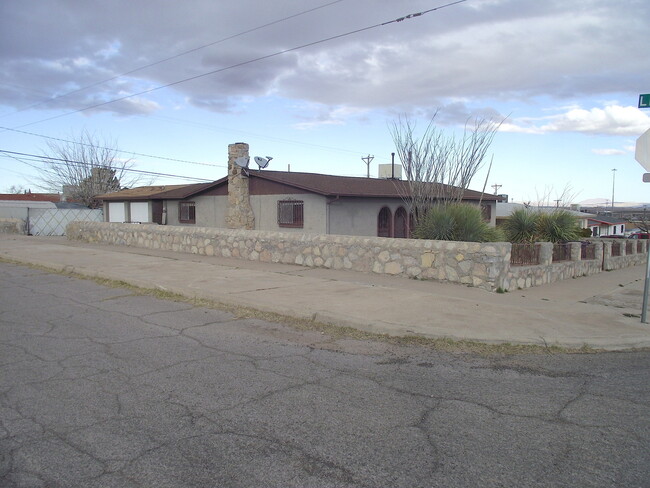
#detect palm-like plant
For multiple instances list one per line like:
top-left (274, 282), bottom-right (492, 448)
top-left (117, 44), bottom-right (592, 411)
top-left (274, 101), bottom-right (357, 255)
top-left (535, 210), bottom-right (581, 242)
top-left (502, 208), bottom-right (537, 243)
top-left (414, 203), bottom-right (501, 242)
top-left (503, 208), bottom-right (581, 243)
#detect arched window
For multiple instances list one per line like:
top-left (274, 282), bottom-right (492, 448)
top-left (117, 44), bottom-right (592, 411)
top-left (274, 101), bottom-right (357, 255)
top-left (377, 207), bottom-right (392, 237)
top-left (394, 207), bottom-right (408, 238)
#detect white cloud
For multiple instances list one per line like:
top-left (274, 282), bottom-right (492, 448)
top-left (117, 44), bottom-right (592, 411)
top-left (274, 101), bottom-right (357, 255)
top-left (592, 148), bottom-right (626, 156)
top-left (502, 105), bottom-right (650, 136)
top-left (292, 103), bottom-right (370, 130)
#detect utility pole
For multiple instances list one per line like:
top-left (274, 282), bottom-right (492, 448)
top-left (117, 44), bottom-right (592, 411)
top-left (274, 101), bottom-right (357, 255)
top-left (362, 154), bottom-right (374, 178)
top-left (491, 183), bottom-right (502, 195)
top-left (611, 168), bottom-right (617, 213)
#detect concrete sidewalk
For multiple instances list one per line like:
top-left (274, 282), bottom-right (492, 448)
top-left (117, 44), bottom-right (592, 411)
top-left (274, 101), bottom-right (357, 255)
top-left (1, 234), bottom-right (649, 350)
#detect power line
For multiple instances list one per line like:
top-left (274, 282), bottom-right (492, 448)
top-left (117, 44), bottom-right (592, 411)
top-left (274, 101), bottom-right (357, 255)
top-left (0, 0), bottom-right (347, 118)
top-left (11, 0), bottom-right (466, 130)
top-left (0, 126), bottom-right (226, 169)
top-left (0, 149), bottom-right (214, 182)
top-left (145, 113), bottom-right (391, 161)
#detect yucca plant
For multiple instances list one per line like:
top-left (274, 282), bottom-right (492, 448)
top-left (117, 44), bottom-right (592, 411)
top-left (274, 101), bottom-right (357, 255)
top-left (502, 208), bottom-right (581, 243)
top-left (414, 203), bottom-right (499, 242)
top-left (502, 208), bottom-right (538, 243)
top-left (535, 210), bottom-right (581, 243)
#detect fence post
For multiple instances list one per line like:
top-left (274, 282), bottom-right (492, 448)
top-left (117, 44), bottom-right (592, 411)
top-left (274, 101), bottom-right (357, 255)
top-left (538, 242), bottom-right (553, 265)
top-left (569, 242), bottom-right (581, 261)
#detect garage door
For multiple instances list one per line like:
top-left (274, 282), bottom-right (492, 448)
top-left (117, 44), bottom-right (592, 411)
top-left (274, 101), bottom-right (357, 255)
top-left (108, 202), bottom-right (126, 222)
top-left (130, 202), bottom-right (149, 223)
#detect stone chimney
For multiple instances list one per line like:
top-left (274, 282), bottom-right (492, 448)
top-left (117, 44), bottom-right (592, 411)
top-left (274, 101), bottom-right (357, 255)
top-left (225, 142), bottom-right (255, 230)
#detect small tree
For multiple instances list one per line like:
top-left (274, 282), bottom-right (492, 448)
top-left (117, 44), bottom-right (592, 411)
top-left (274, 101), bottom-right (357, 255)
top-left (389, 112), bottom-right (502, 228)
top-left (34, 130), bottom-right (140, 207)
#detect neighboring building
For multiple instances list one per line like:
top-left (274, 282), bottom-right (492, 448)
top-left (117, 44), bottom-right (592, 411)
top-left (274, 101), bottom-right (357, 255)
top-left (0, 192), bottom-right (101, 235)
top-left (587, 216), bottom-right (628, 237)
top-left (496, 202), bottom-right (595, 229)
top-left (97, 143), bottom-right (500, 239)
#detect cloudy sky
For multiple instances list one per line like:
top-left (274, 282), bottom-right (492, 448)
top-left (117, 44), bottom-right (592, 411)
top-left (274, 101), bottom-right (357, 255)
top-left (1, 0), bottom-right (649, 204)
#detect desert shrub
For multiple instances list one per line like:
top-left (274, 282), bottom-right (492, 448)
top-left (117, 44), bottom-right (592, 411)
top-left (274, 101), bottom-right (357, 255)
top-left (503, 208), bottom-right (581, 243)
top-left (502, 208), bottom-right (537, 243)
top-left (414, 203), bottom-right (500, 242)
top-left (535, 210), bottom-right (581, 243)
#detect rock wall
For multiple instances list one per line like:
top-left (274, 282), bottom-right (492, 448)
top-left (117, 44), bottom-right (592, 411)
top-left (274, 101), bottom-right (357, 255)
top-left (66, 222), bottom-right (511, 291)
top-left (0, 218), bottom-right (26, 234)
top-left (225, 142), bottom-right (255, 230)
top-left (66, 222), bottom-right (648, 292)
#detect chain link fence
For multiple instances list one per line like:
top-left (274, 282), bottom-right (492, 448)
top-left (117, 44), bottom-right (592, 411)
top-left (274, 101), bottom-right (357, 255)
top-left (29, 208), bottom-right (103, 236)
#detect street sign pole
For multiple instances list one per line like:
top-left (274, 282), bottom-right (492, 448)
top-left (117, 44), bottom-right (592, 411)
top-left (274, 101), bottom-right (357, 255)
top-left (639, 235), bottom-right (648, 321)
top-left (635, 96), bottom-right (650, 323)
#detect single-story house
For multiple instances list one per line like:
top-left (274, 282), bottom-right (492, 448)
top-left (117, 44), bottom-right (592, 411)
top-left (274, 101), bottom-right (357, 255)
top-left (587, 216), bottom-right (628, 237)
top-left (97, 143), bottom-right (500, 239)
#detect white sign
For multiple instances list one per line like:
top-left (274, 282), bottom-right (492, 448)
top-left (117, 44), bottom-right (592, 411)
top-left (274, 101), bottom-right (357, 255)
top-left (636, 128), bottom-right (650, 171)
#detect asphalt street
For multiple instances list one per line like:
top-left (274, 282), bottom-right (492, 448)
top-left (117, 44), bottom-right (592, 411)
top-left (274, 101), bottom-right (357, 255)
top-left (1, 262), bottom-right (649, 487)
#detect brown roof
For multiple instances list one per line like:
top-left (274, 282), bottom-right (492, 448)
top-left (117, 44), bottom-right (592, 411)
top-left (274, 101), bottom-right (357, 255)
top-left (251, 171), bottom-right (495, 200)
top-left (97, 183), bottom-right (216, 201)
top-left (96, 171), bottom-right (499, 201)
top-left (0, 193), bottom-right (61, 202)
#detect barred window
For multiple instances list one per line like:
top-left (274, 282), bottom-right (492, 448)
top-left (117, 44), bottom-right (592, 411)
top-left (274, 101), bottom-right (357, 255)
top-left (179, 201), bottom-right (196, 224)
top-left (278, 200), bottom-right (303, 228)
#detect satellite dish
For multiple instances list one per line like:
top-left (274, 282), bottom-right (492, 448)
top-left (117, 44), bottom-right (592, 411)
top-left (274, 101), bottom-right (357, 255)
top-left (234, 156), bottom-right (249, 168)
top-left (254, 156), bottom-right (272, 169)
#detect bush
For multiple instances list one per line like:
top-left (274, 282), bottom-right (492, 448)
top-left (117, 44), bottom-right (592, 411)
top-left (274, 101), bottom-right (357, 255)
top-left (502, 208), bottom-right (581, 243)
top-left (535, 210), bottom-right (581, 243)
top-left (414, 203), bottom-right (500, 242)
top-left (501, 208), bottom-right (537, 243)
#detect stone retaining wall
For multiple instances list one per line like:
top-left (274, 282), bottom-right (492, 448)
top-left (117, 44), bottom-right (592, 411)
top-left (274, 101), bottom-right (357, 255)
top-left (66, 222), bottom-right (511, 291)
top-left (501, 240), bottom-right (648, 290)
top-left (0, 218), bottom-right (26, 234)
top-left (66, 222), bottom-right (648, 292)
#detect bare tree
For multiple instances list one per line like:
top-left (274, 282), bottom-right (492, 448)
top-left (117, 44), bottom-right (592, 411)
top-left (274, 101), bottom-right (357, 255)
top-left (533, 183), bottom-right (581, 209)
top-left (389, 113), bottom-right (502, 226)
top-left (34, 130), bottom-right (140, 207)
top-left (6, 185), bottom-right (27, 194)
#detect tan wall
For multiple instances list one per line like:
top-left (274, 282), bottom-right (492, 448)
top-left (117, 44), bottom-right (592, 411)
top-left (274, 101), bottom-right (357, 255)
top-left (328, 197), bottom-right (404, 236)
top-left (251, 194), bottom-right (327, 234)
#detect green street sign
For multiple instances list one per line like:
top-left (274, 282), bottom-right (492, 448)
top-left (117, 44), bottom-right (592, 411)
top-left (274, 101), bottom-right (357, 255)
top-left (640, 94), bottom-right (650, 108)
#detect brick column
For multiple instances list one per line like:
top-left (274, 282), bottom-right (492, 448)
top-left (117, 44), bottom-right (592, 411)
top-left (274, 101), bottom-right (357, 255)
top-left (225, 142), bottom-right (255, 230)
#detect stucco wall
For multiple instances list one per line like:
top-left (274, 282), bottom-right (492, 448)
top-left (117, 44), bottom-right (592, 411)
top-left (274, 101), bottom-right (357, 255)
top-left (328, 197), bottom-right (398, 237)
top-left (251, 194), bottom-right (327, 234)
top-left (327, 198), bottom-right (496, 237)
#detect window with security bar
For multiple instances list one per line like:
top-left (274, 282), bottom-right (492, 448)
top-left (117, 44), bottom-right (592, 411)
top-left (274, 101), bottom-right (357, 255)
top-left (277, 200), bottom-right (304, 228)
top-left (179, 201), bottom-right (196, 224)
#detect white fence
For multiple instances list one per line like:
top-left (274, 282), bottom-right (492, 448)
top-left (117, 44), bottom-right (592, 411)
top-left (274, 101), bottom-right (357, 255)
top-left (29, 208), bottom-right (103, 236)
